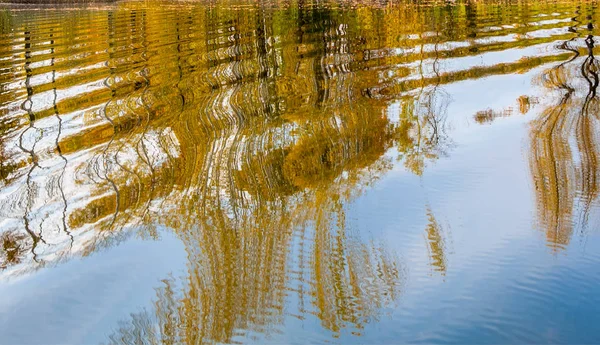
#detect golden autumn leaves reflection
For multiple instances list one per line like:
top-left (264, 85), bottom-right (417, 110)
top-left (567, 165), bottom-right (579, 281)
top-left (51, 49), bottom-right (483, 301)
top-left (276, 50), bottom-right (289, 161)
top-left (0, 0), bottom-right (599, 343)
top-left (529, 31), bottom-right (600, 250)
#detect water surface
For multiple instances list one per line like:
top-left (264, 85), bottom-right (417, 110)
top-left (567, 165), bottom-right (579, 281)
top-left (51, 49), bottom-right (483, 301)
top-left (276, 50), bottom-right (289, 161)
top-left (1, 0), bottom-right (600, 343)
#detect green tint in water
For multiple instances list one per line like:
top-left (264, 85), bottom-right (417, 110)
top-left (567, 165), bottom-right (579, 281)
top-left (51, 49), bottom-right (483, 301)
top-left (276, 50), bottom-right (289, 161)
top-left (1, 1), bottom-right (600, 344)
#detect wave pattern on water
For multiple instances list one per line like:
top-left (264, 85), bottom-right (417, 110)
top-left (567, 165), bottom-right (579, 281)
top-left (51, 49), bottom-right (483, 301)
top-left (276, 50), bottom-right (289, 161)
top-left (0, 1), bottom-right (600, 344)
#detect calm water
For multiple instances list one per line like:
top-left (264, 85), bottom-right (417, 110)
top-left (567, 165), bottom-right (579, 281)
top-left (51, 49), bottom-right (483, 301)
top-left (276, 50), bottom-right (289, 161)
top-left (1, 0), bottom-right (600, 343)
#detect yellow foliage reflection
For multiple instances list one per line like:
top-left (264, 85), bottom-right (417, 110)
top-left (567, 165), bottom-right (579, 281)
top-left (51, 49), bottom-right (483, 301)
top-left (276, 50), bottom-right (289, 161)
top-left (530, 33), bottom-right (600, 250)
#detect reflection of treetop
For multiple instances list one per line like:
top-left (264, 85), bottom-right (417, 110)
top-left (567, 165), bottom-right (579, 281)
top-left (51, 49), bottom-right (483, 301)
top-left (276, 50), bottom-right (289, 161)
top-left (528, 32), bottom-right (600, 251)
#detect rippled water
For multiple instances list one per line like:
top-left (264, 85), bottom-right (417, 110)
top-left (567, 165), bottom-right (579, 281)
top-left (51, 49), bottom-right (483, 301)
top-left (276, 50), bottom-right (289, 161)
top-left (1, 0), bottom-right (600, 343)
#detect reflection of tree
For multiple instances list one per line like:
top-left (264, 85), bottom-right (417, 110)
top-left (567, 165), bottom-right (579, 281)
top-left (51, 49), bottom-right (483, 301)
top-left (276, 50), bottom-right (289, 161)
top-left (99, 100), bottom-right (402, 343)
top-left (85, 6), bottom-right (405, 343)
top-left (395, 89), bottom-right (451, 176)
top-left (529, 32), bottom-right (600, 249)
top-left (424, 208), bottom-right (448, 276)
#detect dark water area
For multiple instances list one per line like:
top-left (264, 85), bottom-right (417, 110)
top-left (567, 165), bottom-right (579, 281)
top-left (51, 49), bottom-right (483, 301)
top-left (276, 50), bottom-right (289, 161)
top-left (1, 0), bottom-right (600, 343)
